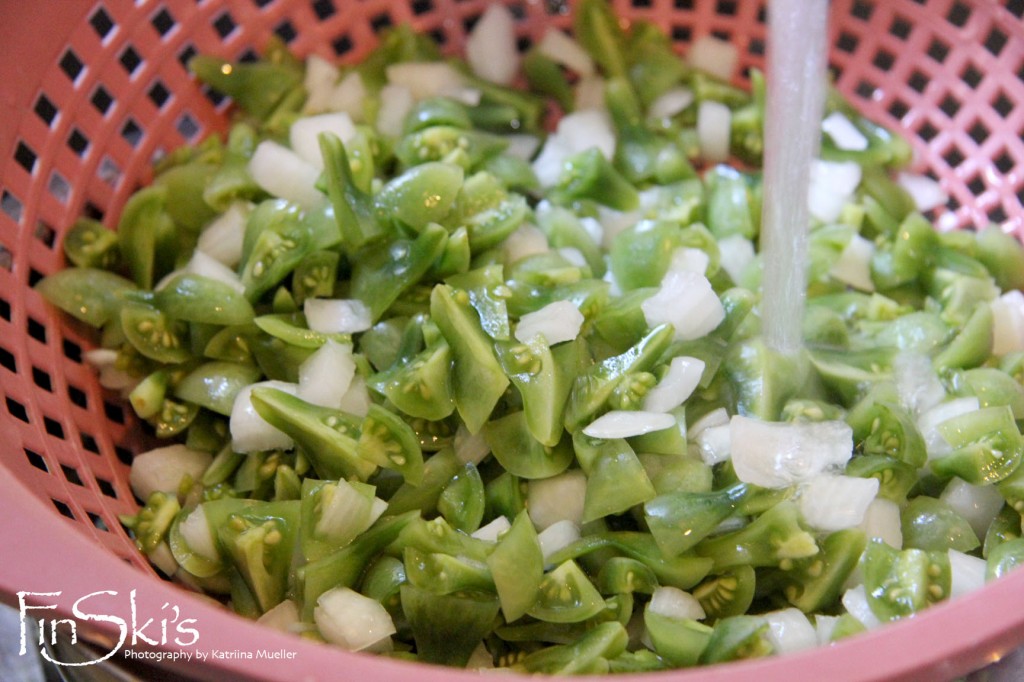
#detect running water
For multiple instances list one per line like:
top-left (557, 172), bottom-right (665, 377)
top-left (760, 0), bottom-right (830, 356)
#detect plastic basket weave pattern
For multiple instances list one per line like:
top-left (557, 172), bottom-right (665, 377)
top-left (0, 0), bottom-right (1021, 680)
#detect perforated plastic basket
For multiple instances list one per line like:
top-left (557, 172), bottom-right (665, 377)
top-left (0, 0), bottom-right (1022, 680)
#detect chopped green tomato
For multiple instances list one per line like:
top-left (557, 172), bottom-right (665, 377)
top-left (36, 268), bottom-right (137, 328)
top-left (693, 565), bottom-right (757, 620)
top-left (644, 484), bottom-right (746, 556)
top-left (401, 585), bottom-right (500, 667)
top-left (482, 411), bottom-right (574, 479)
top-left (63, 218), bottom-right (120, 270)
top-left (862, 539), bottom-right (951, 621)
top-left (528, 561), bottom-right (607, 624)
top-left (174, 361), bottom-right (262, 416)
top-left (488, 510), bottom-right (544, 622)
top-left (437, 462), bottom-right (486, 532)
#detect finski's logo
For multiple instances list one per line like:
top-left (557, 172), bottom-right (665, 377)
top-left (16, 590), bottom-right (199, 667)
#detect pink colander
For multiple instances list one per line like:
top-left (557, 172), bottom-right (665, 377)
top-left (0, 0), bottom-right (1022, 680)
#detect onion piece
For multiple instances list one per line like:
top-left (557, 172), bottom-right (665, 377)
top-left (326, 71), bottom-right (367, 121)
top-left (829, 233), bottom-right (875, 291)
top-left (687, 35), bottom-right (739, 81)
top-left (763, 608), bottom-right (818, 654)
top-left (297, 339), bottom-right (356, 408)
top-left (304, 298), bottom-right (372, 334)
top-left (808, 159), bottom-right (861, 223)
top-left (466, 4), bottom-right (519, 85)
top-left (338, 374), bottom-right (372, 418)
top-left (503, 133), bottom-right (541, 162)
top-left (893, 352), bottom-right (946, 417)
top-left (898, 172), bottom-right (949, 212)
top-left (582, 410), bottom-right (676, 439)
top-left (303, 54), bottom-right (340, 114)
top-left (642, 356), bottom-right (705, 413)
top-left (514, 300), bottom-right (584, 345)
top-left (181, 250), bottom-right (245, 294)
top-left (822, 112), bottom-right (868, 151)
top-left (258, 599), bottom-right (302, 634)
top-left (179, 505), bottom-right (219, 562)
top-left (648, 87), bottom-right (695, 120)
top-left (289, 112), bottom-right (357, 169)
top-left (537, 520), bottom-right (581, 562)
top-left (858, 498), bottom-right (902, 549)
top-left (129, 444), bottom-right (213, 502)
top-left (941, 477), bottom-right (1005, 540)
top-left (527, 470), bottom-right (587, 530)
top-left (842, 585), bottom-right (882, 629)
top-left (249, 141), bottom-right (324, 209)
top-left (455, 424), bottom-right (491, 465)
top-left (919, 397), bottom-right (981, 460)
top-left (230, 380), bottom-right (299, 453)
top-left (537, 28), bottom-right (595, 76)
top-left (376, 84), bottom-right (414, 138)
top-left (717, 234), bottom-right (756, 284)
top-left (532, 109), bottom-right (616, 187)
top-left (667, 247), bottom-right (710, 276)
top-left (315, 587), bottom-right (396, 652)
top-left (798, 475), bottom-right (879, 531)
top-left (991, 290), bottom-right (1024, 356)
top-left (948, 549), bottom-right (987, 600)
top-left (648, 586), bottom-right (705, 621)
top-left (197, 201), bottom-right (249, 267)
top-left (729, 416), bottom-right (854, 488)
top-left (697, 100), bottom-right (731, 163)
top-left (472, 516), bottom-right (511, 542)
top-left (574, 74), bottom-right (607, 111)
top-left (695, 424), bottom-right (732, 466)
top-left (386, 62), bottom-right (467, 101)
top-left (642, 270), bottom-right (725, 341)
top-left (503, 223), bottom-right (551, 264)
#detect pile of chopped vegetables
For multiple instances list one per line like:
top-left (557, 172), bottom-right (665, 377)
top-left (36, 0), bottom-right (1024, 672)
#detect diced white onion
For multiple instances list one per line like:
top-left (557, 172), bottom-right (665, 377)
top-left (574, 74), bottom-right (607, 111)
top-left (798, 475), bottom-right (879, 531)
top-left (230, 380), bottom-right (299, 453)
top-left (303, 54), bottom-right (340, 114)
top-left (376, 84), bottom-right (414, 138)
top-left (687, 35), bottom-right (739, 82)
top-left (304, 298), bottom-right (372, 334)
top-left (181, 251), bottom-right (245, 294)
top-left (472, 516), bottom-right (511, 542)
top-left (532, 109), bottom-right (616, 187)
top-left (697, 100), bottom-right (731, 163)
top-left (326, 71), bottom-right (368, 121)
top-left (129, 444), bottom-right (213, 502)
top-left (578, 216), bottom-right (604, 245)
top-left (829, 233), bottom-right (875, 292)
top-left (814, 614), bottom-right (839, 646)
top-left (919, 397), bottom-right (981, 460)
top-left (597, 206), bottom-right (641, 248)
top-left (808, 160), bottom-right (862, 223)
top-left (466, 642), bottom-right (495, 670)
top-left (643, 356), bottom-right (705, 413)
top-left (858, 498), bottom-right (903, 549)
top-left (558, 247), bottom-right (587, 267)
top-left (314, 480), bottom-right (378, 541)
top-left (386, 62), bottom-right (467, 101)
top-left (667, 247), bottom-right (710, 276)
top-left (454, 424), bottom-right (491, 465)
top-left (991, 290), bottom-right (1024, 356)
top-left (948, 549), bottom-right (988, 600)
top-left (148, 541), bottom-right (179, 577)
top-left (898, 172), bottom-right (949, 212)
top-left (648, 87), bottom-right (695, 120)
top-left (642, 270), bottom-right (725, 341)
top-left (537, 520), bottom-right (582, 562)
top-left (717, 234), bottom-right (756, 284)
top-left (582, 410), bottom-right (676, 439)
top-left (85, 348), bottom-right (138, 391)
top-left (297, 339), bottom-right (356, 409)
top-left (289, 112), bottom-right (357, 170)
top-left (249, 141), bottom-right (324, 209)
top-left (179, 505), bottom-right (219, 562)
top-left (893, 352), bottom-right (946, 417)
top-left (537, 28), bottom-right (595, 76)
top-left (842, 585), bottom-right (881, 629)
top-left (197, 201), bottom-right (249, 267)
top-left (315, 587), bottom-right (396, 652)
top-left (648, 586), bottom-right (706, 621)
top-left (941, 477), bottom-right (1005, 540)
top-left (503, 223), bottom-right (551, 264)
top-left (503, 133), bottom-right (541, 162)
top-left (695, 423), bottom-right (732, 466)
top-left (729, 416), bottom-right (854, 488)
top-left (466, 4), bottom-right (519, 85)
top-left (822, 112), bottom-right (868, 151)
top-left (515, 300), bottom-right (584, 345)
top-left (527, 470), bottom-right (587, 531)
top-left (688, 407), bottom-right (730, 437)
top-left (257, 599), bottom-right (302, 634)
top-left (763, 608), bottom-right (818, 654)
top-left (338, 374), bottom-right (372, 418)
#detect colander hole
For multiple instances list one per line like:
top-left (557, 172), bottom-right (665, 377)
top-left (837, 32), bottom-right (859, 54)
top-left (212, 12), bottom-right (237, 40)
top-left (907, 70), bottom-right (929, 93)
top-left (61, 339), bottom-right (82, 363)
top-left (119, 46), bottom-right (142, 76)
top-left (410, 0), bottom-right (433, 16)
top-left (178, 45), bottom-right (197, 70)
top-left (59, 49), bottom-right (84, 82)
top-left (6, 398), bottom-right (29, 424)
top-left (97, 479), bottom-right (117, 499)
top-left (960, 63), bottom-right (983, 89)
top-left (0, 347), bottom-right (15, 373)
top-left (90, 86), bottom-right (114, 115)
top-left (984, 27), bottom-right (1008, 57)
top-left (674, 0), bottom-right (695, 11)
top-left (850, 0), bottom-right (873, 21)
top-left (148, 81), bottom-right (171, 109)
top-left (47, 172), bottom-right (71, 203)
top-left (854, 79), bottom-right (877, 101)
top-left (176, 113), bottom-right (200, 140)
top-left (967, 175), bottom-right (986, 196)
top-left (99, 156), bottom-right (123, 187)
top-left (946, 1), bottom-right (971, 28)
top-left (715, 1), bottom-right (737, 17)
top-left (83, 202), bottom-right (104, 221)
top-left (943, 146), bottom-right (966, 169)
top-left (917, 120), bottom-right (939, 142)
top-left (968, 120), bottom-right (990, 146)
top-left (81, 433), bottom-right (99, 454)
top-left (24, 449), bottom-right (47, 473)
top-left (115, 446), bottom-right (133, 467)
top-left (888, 16), bottom-right (911, 39)
top-left (0, 246), bottom-right (13, 272)
top-left (749, 37), bottom-right (765, 56)
top-left (1009, 0), bottom-right (1024, 19)
top-left (43, 417), bottom-right (64, 439)
top-left (927, 38), bottom-right (950, 64)
top-left (51, 499), bottom-right (75, 520)
top-left (370, 13), bottom-right (393, 33)
top-left (68, 385), bottom-right (87, 409)
top-left (151, 8), bottom-right (176, 37)
top-left (672, 26), bottom-right (693, 43)
top-left (252, 0), bottom-right (276, 8)
top-left (31, 367), bottom-right (52, 393)
top-left (332, 35), bottom-right (353, 56)
top-left (1, 190), bottom-right (23, 223)
top-left (992, 91), bottom-right (1014, 118)
top-left (88, 512), bottom-right (110, 532)
top-left (274, 19), bottom-right (298, 44)
top-left (89, 7), bottom-right (115, 39)
top-left (988, 205), bottom-right (1009, 223)
top-left (61, 464), bottom-right (83, 487)
top-left (35, 221), bottom-right (56, 249)
top-left (33, 95), bottom-right (58, 126)
top-left (120, 119), bottom-right (144, 148)
top-left (887, 99), bottom-right (909, 121)
top-left (14, 142), bottom-right (37, 174)
top-left (872, 49), bottom-right (894, 71)
top-left (312, 0), bottom-right (337, 20)
top-left (27, 315), bottom-right (46, 343)
top-left (105, 403), bottom-right (125, 426)
top-left (67, 128), bottom-right (90, 157)
top-left (994, 151), bottom-right (1015, 174)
